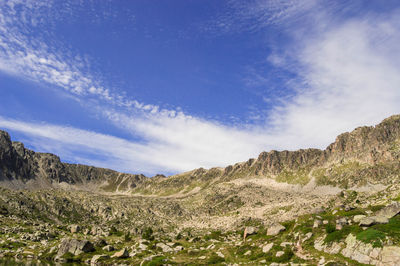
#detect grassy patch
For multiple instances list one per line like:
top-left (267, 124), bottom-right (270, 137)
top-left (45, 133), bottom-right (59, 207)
top-left (207, 253), bottom-right (225, 264)
top-left (142, 256), bottom-right (169, 266)
top-left (325, 225), bottom-right (362, 244)
top-left (356, 229), bottom-right (385, 247)
top-left (276, 168), bottom-right (310, 185)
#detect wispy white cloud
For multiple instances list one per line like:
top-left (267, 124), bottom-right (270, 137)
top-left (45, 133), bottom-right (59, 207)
top-left (201, 0), bottom-right (318, 34)
top-left (1, 1), bottom-right (400, 176)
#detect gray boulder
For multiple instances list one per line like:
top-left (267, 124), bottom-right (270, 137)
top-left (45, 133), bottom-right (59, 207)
top-left (267, 223), bottom-right (286, 236)
top-left (359, 216), bottom-right (389, 227)
top-left (376, 202), bottom-right (400, 219)
top-left (56, 238), bottom-right (95, 258)
top-left (156, 242), bottom-right (173, 253)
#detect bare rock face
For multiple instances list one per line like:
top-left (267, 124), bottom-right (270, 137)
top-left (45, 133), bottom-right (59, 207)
top-left (341, 234), bottom-right (400, 266)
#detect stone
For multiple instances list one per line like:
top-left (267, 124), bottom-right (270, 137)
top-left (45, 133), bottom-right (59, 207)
top-left (156, 242), bottom-right (173, 253)
top-left (199, 256), bottom-right (206, 260)
top-left (207, 243), bottom-right (215, 249)
top-left (216, 251), bottom-right (224, 258)
top-left (359, 216), bottom-right (389, 226)
top-left (267, 223), bottom-right (286, 236)
top-left (353, 215), bottom-right (366, 223)
top-left (70, 225), bottom-right (80, 234)
top-left (138, 243), bottom-right (148, 250)
top-left (280, 242), bottom-right (292, 247)
top-left (111, 248), bottom-right (129, 259)
top-left (243, 226), bottom-right (258, 240)
top-left (102, 245), bottom-right (114, 252)
top-left (313, 220), bottom-right (322, 228)
top-left (303, 232), bottom-right (313, 242)
top-left (94, 238), bottom-right (107, 248)
top-left (56, 238), bottom-right (94, 258)
top-left (244, 250), bottom-right (251, 256)
top-left (377, 202), bottom-right (400, 219)
top-left (336, 217), bottom-right (347, 225)
top-left (380, 246), bottom-right (400, 265)
top-left (91, 254), bottom-right (109, 265)
top-left (174, 245), bottom-right (184, 252)
top-left (276, 251), bottom-right (284, 257)
top-left (262, 243), bottom-right (273, 253)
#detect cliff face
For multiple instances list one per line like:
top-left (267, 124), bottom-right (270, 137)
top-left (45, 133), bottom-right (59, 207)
top-left (0, 115), bottom-right (400, 192)
top-left (0, 130), bottom-right (146, 191)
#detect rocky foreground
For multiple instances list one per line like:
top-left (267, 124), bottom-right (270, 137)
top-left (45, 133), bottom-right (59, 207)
top-left (1, 115), bottom-right (400, 265)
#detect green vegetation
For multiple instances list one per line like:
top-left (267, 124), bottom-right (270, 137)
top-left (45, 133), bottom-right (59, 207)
top-left (207, 253), bottom-right (225, 264)
top-left (356, 229), bottom-right (385, 247)
top-left (276, 167), bottom-right (311, 185)
top-left (142, 256), bottom-right (169, 266)
top-left (325, 225), bottom-right (362, 244)
top-left (142, 227), bottom-right (154, 241)
top-left (204, 230), bottom-right (222, 241)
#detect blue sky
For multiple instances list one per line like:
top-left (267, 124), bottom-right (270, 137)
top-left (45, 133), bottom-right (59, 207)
top-left (1, 0), bottom-right (400, 176)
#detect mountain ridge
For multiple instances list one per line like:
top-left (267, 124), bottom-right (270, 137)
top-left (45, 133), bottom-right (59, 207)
top-left (1, 114), bottom-right (400, 192)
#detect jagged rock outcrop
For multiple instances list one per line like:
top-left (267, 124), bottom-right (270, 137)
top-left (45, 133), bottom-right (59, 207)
top-left (0, 130), bottom-right (146, 191)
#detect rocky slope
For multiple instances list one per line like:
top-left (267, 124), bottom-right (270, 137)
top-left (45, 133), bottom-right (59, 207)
top-left (0, 130), bottom-right (146, 191)
top-left (0, 115), bottom-right (400, 265)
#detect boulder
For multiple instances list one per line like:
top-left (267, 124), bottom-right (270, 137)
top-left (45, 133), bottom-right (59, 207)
top-left (156, 243), bottom-right (173, 253)
top-left (138, 243), bottom-right (148, 250)
top-left (216, 251), bottom-right (225, 258)
top-left (243, 226), bottom-right (258, 240)
top-left (353, 215), bottom-right (366, 223)
top-left (174, 245), bottom-right (184, 252)
top-left (91, 254), bottom-right (109, 265)
top-left (111, 247), bottom-right (129, 259)
top-left (262, 243), bottom-right (273, 253)
top-left (70, 225), bottom-right (81, 234)
top-left (102, 245), bottom-right (114, 252)
top-left (376, 202), bottom-right (400, 219)
top-left (359, 216), bottom-right (389, 227)
top-left (267, 223), bottom-right (286, 236)
top-left (56, 238), bottom-right (94, 258)
top-left (276, 251), bottom-right (284, 257)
